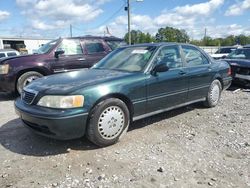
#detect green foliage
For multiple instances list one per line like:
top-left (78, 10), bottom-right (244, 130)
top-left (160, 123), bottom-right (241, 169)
top-left (124, 30), bottom-right (155, 44)
top-left (155, 27), bottom-right (189, 43)
top-left (123, 27), bottom-right (250, 46)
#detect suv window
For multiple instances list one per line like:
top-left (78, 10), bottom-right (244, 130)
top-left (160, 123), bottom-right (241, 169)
top-left (7, 52), bottom-right (17, 57)
top-left (57, 39), bottom-right (83, 55)
top-left (0, 53), bottom-right (6, 58)
top-left (182, 45), bottom-right (209, 66)
top-left (154, 45), bottom-right (182, 69)
top-left (85, 40), bottom-right (106, 54)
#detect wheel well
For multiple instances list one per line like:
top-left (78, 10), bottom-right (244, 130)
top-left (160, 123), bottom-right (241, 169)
top-left (91, 93), bottom-right (134, 121)
top-left (215, 77), bottom-right (224, 89)
top-left (15, 68), bottom-right (48, 91)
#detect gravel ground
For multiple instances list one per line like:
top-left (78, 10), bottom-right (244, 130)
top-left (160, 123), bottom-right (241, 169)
top-left (0, 87), bottom-right (249, 188)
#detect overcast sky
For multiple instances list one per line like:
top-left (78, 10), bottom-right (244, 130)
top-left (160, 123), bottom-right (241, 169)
top-left (0, 0), bottom-right (249, 39)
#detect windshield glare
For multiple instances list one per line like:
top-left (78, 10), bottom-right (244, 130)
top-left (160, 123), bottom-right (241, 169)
top-left (93, 46), bottom-right (156, 72)
top-left (36, 39), bottom-right (58, 54)
top-left (227, 49), bottom-right (250, 59)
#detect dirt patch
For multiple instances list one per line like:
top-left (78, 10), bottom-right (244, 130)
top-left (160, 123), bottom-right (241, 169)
top-left (0, 89), bottom-right (249, 187)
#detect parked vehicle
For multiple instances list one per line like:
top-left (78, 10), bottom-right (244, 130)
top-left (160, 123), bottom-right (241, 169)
top-left (0, 36), bottom-right (124, 94)
top-left (0, 49), bottom-right (20, 59)
top-left (15, 43), bottom-right (232, 147)
top-left (211, 46), bottom-right (238, 59)
top-left (224, 48), bottom-right (250, 86)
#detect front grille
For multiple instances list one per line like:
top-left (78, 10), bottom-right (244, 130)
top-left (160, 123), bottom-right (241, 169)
top-left (22, 89), bottom-right (37, 104)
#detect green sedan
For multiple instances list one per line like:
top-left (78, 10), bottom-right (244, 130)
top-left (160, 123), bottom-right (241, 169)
top-left (15, 43), bottom-right (232, 147)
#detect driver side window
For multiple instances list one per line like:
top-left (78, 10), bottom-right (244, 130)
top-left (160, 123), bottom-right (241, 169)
top-left (57, 39), bottom-right (83, 55)
top-left (155, 45), bottom-right (182, 69)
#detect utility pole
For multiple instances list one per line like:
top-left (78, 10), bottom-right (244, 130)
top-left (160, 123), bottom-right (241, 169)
top-left (125, 0), bottom-right (143, 45)
top-left (204, 27), bottom-right (207, 45)
top-left (70, 24), bottom-right (73, 38)
top-left (127, 0), bottom-right (131, 45)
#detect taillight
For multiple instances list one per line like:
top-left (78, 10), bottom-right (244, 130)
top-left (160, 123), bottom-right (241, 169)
top-left (228, 67), bottom-right (232, 75)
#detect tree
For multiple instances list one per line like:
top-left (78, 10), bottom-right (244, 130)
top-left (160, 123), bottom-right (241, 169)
top-left (155, 27), bottom-right (190, 43)
top-left (124, 30), bottom-right (155, 44)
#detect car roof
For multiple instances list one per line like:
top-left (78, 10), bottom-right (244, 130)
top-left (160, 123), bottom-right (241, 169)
top-left (62, 35), bottom-right (124, 41)
top-left (121, 42), bottom-right (197, 48)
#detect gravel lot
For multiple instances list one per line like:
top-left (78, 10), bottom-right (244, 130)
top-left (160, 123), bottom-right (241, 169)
top-left (0, 86), bottom-right (249, 188)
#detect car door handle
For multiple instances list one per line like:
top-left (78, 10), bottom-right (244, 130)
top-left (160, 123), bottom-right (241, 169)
top-left (207, 67), bottom-right (212, 71)
top-left (179, 70), bottom-right (187, 75)
top-left (77, 58), bottom-right (86, 61)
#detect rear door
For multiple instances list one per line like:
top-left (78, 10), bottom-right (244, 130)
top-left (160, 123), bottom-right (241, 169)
top-left (81, 39), bottom-right (109, 67)
top-left (181, 45), bottom-right (214, 101)
top-left (51, 39), bottom-right (87, 73)
top-left (146, 45), bottom-right (189, 113)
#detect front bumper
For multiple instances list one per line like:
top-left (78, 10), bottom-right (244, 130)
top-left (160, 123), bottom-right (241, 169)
top-left (0, 74), bottom-right (16, 92)
top-left (15, 98), bottom-right (89, 140)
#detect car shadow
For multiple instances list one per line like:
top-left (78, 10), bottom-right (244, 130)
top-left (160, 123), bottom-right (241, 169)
top-left (0, 118), bottom-right (99, 157)
top-left (0, 104), bottom-right (197, 157)
top-left (129, 104), bottom-right (197, 132)
top-left (0, 92), bottom-right (16, 101)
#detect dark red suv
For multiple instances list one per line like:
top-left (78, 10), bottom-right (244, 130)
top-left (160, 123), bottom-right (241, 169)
top-left (0, 36), bottom-right (124, 94)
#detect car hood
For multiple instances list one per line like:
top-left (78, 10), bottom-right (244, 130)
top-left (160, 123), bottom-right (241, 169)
top-left (25, 68), bottom-right (134, 94)
top-left (0, 53), bottom-right (48, 65)
top-left (224, 59), bottom-right (250, 68)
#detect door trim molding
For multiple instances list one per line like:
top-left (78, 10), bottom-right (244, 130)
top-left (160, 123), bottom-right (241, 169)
top-left (133, 98), bottom-right (206, 121)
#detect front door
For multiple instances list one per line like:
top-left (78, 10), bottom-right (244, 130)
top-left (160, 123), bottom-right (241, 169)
top-left (146, 45), bottom-right (189, 113)
top-left (51, 39), bottom-right (87, 73)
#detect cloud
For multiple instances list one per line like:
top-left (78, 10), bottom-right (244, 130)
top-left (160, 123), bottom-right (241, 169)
top-left (16, 0), bottom-right (107, 31)
top-left (0, 10), bottom-right (10, 21)
top-left (88, 0), bottom-right (225, 39)
top-left (225, 0), bottom-right (250, 16)
top-left (174, 0), bottom-right (224, 16)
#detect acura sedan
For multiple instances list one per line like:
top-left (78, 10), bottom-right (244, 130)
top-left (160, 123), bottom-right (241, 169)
top-left (15, 43), bottom-right (232, 147)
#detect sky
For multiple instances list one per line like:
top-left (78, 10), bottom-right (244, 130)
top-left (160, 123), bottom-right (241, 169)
top-left (0, 0), bottom-right (250, 40)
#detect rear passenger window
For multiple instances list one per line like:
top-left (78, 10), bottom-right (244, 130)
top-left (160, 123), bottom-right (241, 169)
top-left (182, 45), bottom-right (209, 66)
top-left (85, 40), bottom-right (106, 54)
top-left (0, 53), bottom-right (6, 58)
top-left (7, 52), bottom-right (17, 57)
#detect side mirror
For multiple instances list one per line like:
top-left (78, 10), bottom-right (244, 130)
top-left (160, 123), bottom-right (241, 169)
top-left (54, 50), bottom-right (65, 58)
top-left (153, 63), bottom-right (169, 74)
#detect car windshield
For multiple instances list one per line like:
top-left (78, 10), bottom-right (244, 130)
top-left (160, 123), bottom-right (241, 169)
top-left (215, 48), bottom-right (235, 54)
top-left (106, 40), bottom-right (126, 50)
top-left (36, 39), bottom-right (58, 54)
top-left (93, 46), bottom-right (157, 72)
top-left (227, 49), bottom-right (250, 59)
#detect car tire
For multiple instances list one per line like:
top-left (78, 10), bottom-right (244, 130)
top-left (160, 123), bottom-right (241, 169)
top-left (87, 98), bottom-right (130, 147)
top-left (17, 71), bottom-right (43, 94)
top-left (204, 79), bottom-right (222, 108)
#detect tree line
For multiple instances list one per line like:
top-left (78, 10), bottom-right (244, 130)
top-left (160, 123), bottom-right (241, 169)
top-left (124, 27), bottom-right (250, 46)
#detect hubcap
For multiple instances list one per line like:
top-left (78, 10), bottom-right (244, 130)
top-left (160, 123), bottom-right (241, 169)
top-left (18, 75), bottom-right (40, 94)
top-left (23, 76), bottom-right (39, 87)
top-left (210, 84), bottom-right (220, 103)
top-left (98, 106), bottom-right (125, 140)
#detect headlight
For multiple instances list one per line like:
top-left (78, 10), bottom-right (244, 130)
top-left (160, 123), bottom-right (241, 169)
top-left (0, 64), bottom-right (9, 74)
top-left (37, 95), bottom-right (84, 109)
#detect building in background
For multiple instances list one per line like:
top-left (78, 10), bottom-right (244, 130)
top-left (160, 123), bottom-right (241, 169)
top-left (0, 37), bottom-right (52, 54)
